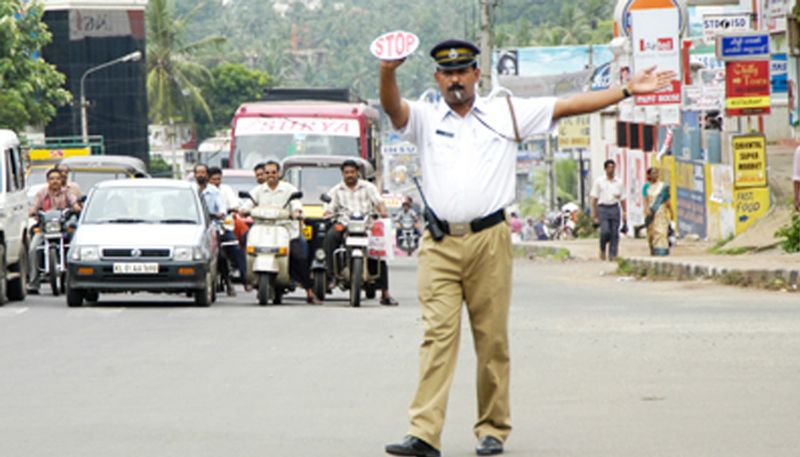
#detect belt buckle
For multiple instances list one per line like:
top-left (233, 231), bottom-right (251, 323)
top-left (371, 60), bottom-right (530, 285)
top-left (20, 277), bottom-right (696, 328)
top-left (449, 222), bottom-right (471, 236)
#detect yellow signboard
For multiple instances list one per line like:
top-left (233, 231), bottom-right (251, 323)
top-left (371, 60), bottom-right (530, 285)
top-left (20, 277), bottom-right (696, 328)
top-left (731, 134), bottom-right (767, 188)
top-left (557, 115), bottom-right (590, 149)
top-left (28, 147), bottom-right (91, 161)
top-left (725, 96), bottom-right (771, 110)
top-left (734, 187), bottom-right (769, 234)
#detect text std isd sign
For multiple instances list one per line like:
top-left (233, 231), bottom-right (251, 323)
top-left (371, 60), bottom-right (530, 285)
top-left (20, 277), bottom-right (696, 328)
top-left (715, 33), bottom-right (770, 61)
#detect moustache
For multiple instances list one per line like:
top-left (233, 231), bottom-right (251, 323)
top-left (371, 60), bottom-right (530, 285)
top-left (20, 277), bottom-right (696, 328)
top-left (448, 84), bottom-right (466, 101)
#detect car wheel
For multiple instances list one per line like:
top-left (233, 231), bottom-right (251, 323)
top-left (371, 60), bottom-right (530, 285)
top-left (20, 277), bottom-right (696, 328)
top-left (66, 283), bottom-right (84, 308)
top-left (7, 244), bottom-right (27, 301)
top-left (48, 245), bottom-right (59, 297)
top-left (194, 272), bottom-right (212, 307)
top-left (0, 244), bottom-right (8, 306)
top-left (84, 291), bottom-right (99, 303)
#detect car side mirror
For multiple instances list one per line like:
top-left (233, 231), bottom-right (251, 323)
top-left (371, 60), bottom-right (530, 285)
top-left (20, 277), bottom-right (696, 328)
top-left (289, 191), bottom-right (303, 201)
top-left (78, 195), bottom-right (88, 204)
top-left (319, 193), bottom-right (332, 203)
top-left (238, 190), bottom-right (255, 202)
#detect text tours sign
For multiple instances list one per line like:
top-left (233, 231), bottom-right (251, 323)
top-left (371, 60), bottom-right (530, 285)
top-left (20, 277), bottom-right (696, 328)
top-left (725, 60), bottom-right (771, 116)
top-left (731, 134), bottom-right (768, 188)
top-left (631, 8), bottom-right (681, 106)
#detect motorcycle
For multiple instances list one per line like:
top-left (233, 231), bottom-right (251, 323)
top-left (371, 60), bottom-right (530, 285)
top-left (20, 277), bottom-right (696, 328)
top-left (239, 190), bottom-right (302, 306)
top-left (398, 219), bottom-right (419, 256)
top-left (36, 209), bottom-right (75, 296)
top-left (317, 194), bottom-right (383, 308)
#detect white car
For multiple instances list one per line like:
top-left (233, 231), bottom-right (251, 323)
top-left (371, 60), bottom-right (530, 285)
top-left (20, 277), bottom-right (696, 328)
top-left (66, 179), bottom-right (219, 307)
top-left (0, 130), bottom-right (30, 304)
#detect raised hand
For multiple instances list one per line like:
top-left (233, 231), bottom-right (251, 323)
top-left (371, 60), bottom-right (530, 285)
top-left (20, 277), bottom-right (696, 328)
top-left (380, 58), bottom-right (406, 72)
top-left (629, 66), bottom-right (677, 95)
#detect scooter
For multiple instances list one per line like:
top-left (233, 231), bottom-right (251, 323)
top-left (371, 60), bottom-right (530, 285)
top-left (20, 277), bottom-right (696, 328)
top-left (239, 190), bottom-right (303, 306)
top-left (398, 219), bottom-right (419, 256)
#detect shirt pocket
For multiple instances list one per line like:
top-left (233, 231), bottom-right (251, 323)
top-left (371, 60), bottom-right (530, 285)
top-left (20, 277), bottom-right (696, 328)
top-left (429, 134), bottom-right (457, 165)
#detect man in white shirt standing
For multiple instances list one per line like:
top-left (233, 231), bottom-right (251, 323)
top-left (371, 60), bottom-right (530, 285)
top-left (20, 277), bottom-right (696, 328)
top-left (380, 39), bottom-right (674, 457)
top-left (591, 159), bottom-right (627, 261)
top-left (793, 145), bottom-right (800, 212)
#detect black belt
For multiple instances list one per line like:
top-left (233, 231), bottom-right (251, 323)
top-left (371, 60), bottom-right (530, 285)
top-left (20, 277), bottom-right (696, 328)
top-left (598, 203), bottom-right (620, 208)
top-left (438, 209), bottom-right (506, 237)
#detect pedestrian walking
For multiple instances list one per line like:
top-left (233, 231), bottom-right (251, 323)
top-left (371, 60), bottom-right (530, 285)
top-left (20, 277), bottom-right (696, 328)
top-left (793, 144), bottom-right (800, 211)
top-left (591, 160), bottom-right (627, 261)
top-left (644, 167), bottom-right (672, 256)
top-left (379, 38), bottom-right (674, 457)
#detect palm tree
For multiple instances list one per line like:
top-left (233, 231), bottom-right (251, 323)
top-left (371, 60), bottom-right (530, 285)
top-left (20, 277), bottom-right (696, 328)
top-left (146, 0), bottom-right (225, 124)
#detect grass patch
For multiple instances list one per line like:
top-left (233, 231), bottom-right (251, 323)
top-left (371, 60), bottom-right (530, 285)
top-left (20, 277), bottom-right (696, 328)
top-left (708, 234), bottom-right (734, 254)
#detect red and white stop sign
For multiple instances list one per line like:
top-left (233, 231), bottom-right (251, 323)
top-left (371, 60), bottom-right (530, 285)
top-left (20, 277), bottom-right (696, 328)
top-left (370, 30), bottom-right (419, 60)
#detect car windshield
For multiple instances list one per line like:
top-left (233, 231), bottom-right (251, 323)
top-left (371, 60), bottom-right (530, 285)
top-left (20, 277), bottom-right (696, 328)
top-left (83, 187), bottom-right (201, 224)
top-left (283, 166), bottom-right (343, 204)
top-left (27, 167), bottom-right (48, 187)
top-left (223, 175), bottom-right (257, 194)
top-left (70, 171), bottom-right (132, 191)
top-left (233, 134), bottom-right (359, 169)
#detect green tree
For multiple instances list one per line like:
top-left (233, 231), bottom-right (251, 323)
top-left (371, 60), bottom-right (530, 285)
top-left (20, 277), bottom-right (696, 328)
top-left (194, 63), bottom-right (272, 141)
top-left (146, 0), bottom-right (225, 124)
top-left (0, 0), bottom-right (71, 132)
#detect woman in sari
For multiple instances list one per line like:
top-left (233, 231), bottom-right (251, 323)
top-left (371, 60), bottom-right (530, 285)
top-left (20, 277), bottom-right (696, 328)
top-left (644, 167), bottom-right (672, 256)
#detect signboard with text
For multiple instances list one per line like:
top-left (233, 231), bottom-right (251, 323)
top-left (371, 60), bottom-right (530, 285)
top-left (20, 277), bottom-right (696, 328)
top-left (725, 61), bottom-right (771, 116)
top-left (235, 117), bottom-right (360, 137)
top-left (557, 115), bottom-right (590, 149)
top-left (370, 31), bottom-right (419, 60)
top-left (716, 33), bottom-right (770, 61)
top-left (702, 13), bottom-right (751, 44)
top-left (771, 53), bottom-right (788, 94)
top-left (734, 187), bottom-right (770, 234)
top-left (28, 147), bottom-right (91, 161)
top-left (731, 134), bottom-right (768, 188)
top-left (631, 8), bottom-right (681, 106)
top-left (675, 160), bottom-right (707, 239)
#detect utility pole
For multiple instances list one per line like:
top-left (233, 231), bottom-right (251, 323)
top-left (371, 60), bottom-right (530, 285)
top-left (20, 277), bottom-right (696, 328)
top-left (478, 0), bottom-right (496, 95)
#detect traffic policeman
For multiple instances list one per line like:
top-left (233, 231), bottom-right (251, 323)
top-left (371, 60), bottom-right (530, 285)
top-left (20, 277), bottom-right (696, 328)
top-left (380, 39), bottom-right (675, 457)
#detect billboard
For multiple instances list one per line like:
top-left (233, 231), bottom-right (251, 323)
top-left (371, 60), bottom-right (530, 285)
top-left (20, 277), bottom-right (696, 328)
top-left (631, 8), bottom-right (682, 106)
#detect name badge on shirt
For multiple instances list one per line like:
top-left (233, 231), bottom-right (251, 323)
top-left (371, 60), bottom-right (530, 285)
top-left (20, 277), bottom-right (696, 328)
top-left (435, 129), bottom-right (454, 138)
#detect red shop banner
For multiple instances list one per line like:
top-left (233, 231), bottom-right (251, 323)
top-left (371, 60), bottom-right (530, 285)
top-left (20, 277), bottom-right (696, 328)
top-left (725, 60), bottom-right (771, 116)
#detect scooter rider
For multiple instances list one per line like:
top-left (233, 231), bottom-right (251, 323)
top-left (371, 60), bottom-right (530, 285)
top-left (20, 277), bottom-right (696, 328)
top-left (239, 160), bottom-right (321, 304)
top-left (394, 197), bottom-right (420, 247)
top-left (194, 163), bottom-right (249, 295)
top-left (28, 168), bottom-right (81, 293)
top-left (323, 160), bottom-right (398, 306)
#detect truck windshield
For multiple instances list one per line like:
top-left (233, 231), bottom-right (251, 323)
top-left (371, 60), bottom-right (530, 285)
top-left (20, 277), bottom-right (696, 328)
top-left (232, 116), bottom-right (361, 169)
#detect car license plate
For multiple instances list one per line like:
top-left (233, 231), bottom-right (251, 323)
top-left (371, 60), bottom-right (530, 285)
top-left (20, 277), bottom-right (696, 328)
top-left (345, 237), bottom-right (369, 247)
top-left (303, 225), bottom-right (313, 240)
top-left (113, 263), bottom-right (159, 274)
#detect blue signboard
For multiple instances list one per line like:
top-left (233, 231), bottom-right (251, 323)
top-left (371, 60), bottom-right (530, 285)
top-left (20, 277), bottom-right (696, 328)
top-left (771, 53), bottom-right (788, 94)
top-left (716, 33), bottom-right (770, 61)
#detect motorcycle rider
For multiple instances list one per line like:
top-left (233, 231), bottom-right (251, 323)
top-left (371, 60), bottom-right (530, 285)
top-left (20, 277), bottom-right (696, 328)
top-left (194, 163), bottom-right (249, 296)
top-left (239, 160), bottom-right (321, 304)
top-left (394, 197), bottom-right (420, 250)
top-left (208, 166), bottom-right (240, 212)
top-left (27, 168), bottom-right (81, 293)
top-left (323, 160), bottom-right (398, 306)
top-left (57, 163), bottom-right (82, 200)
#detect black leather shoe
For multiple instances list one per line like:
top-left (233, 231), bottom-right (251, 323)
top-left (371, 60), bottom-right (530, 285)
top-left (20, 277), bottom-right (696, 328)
top-left (476, 436), bottom-right (503, 455)
top-left (385, 435), bottom-right (440, 457)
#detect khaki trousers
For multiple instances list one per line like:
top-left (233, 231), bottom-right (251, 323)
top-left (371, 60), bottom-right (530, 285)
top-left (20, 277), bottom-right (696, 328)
top-left (408, 222), bottom-right (512, 449)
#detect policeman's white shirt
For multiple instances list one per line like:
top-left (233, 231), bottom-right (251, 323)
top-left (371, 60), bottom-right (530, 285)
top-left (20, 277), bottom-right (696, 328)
top-left (398, 95), bottom-right (557, 222)
top-left (590, 175), bottom-right (625, 205)
top-left (242, 180), bottom-right (303, 238)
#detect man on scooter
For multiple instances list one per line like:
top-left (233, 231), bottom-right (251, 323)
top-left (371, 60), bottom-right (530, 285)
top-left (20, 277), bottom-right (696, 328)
top-left (194, 163), bottom-right (249, 296)
top-left (27, 168), bottom-right (82, 293)
top-left (394, 196), bottom-right (420, 250)
top-left (323, 160), bottom-right (398, 306)
top-left (239, 161), bottom-right (321, 304)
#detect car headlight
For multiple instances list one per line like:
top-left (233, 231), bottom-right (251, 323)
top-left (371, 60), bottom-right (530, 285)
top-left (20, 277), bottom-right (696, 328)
top-left (174, 246), bottom-right (204, 261)
top-left (74, 246), bottom-right (99, 261)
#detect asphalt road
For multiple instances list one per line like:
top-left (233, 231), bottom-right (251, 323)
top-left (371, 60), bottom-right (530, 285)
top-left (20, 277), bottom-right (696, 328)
top-left (1, 258), bottom-right (798, 457)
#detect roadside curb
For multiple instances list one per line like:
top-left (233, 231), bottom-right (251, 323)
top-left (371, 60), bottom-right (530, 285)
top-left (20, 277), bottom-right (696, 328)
top-left (513, 244), bottom-right (572, 261)
top-left (619, 256), bottom-right (800, 290)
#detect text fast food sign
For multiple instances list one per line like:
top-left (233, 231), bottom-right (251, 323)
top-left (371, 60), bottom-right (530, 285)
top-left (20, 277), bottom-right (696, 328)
top-left (370, 30), bottom-right (419, 60)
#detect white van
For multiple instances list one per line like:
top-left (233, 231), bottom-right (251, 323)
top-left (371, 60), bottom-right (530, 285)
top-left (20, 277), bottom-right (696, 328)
top-left (0, 129), bottom-right (30, 303)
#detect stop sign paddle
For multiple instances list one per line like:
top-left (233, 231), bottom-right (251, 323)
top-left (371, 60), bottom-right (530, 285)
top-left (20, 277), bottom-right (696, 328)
top-left (370, 30), bottom-right (419, 60)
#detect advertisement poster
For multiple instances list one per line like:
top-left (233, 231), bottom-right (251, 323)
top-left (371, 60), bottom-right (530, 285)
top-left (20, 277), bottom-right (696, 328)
top-left (626, 150), bottom-right (647, 228)
top-left (725, 60), bottom-right (771, 116)
top-left (557, 115), bottom-right (590, 149)
top-left (771, 53), bottom-right (788, 94)
top-left (731, 134), bottom-right (767, 188)
top-left (734, 187), bottom-right (770, 234)
top-left (631, 8), bottom-right (681, 106)
top-left (675, 160), bottom-right (707, 238)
